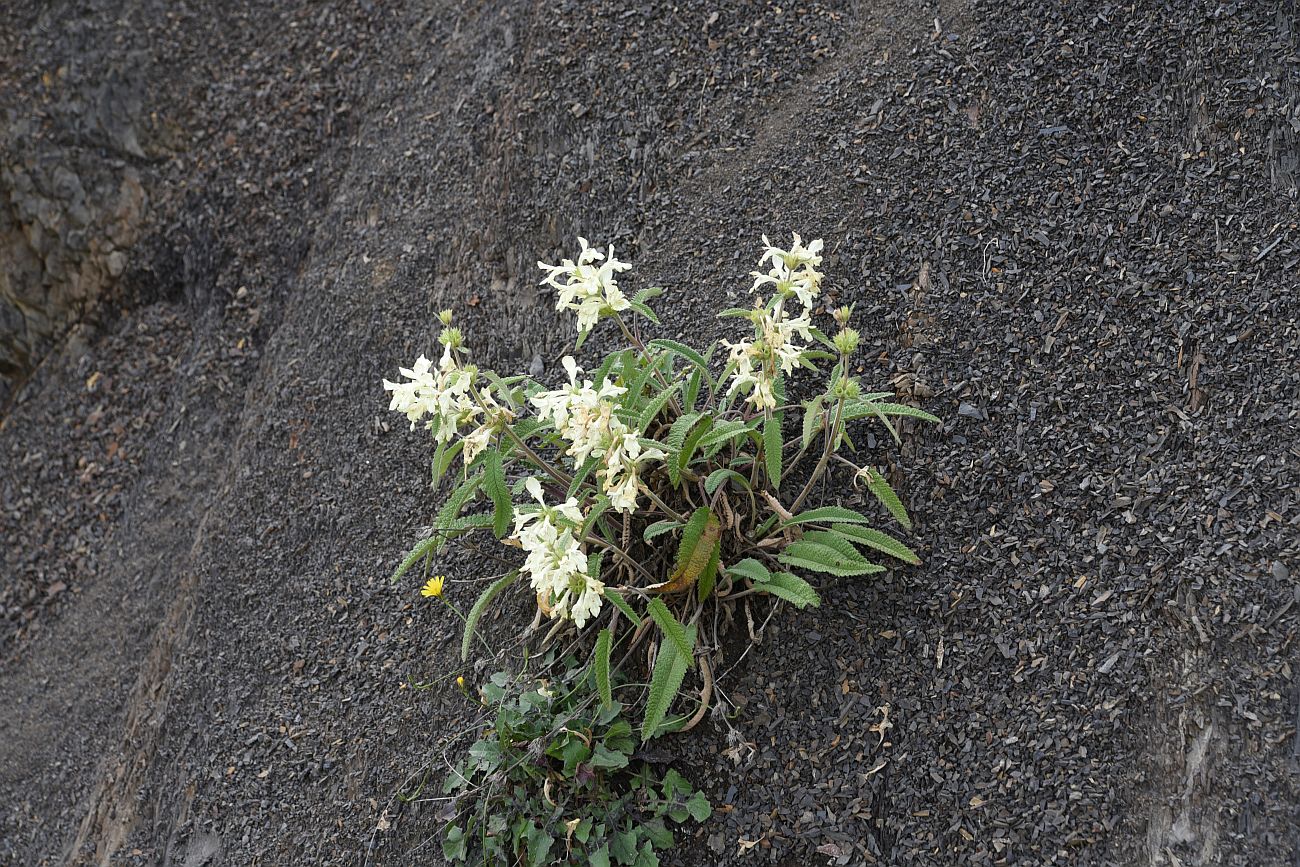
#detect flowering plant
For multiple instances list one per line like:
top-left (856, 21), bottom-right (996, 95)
top-left (387, 233), bottom-right (937, 745)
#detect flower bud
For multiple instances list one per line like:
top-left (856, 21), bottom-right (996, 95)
top-left (437, 309), bottom-right (454, 326)
top-left (832, 305), bottom-right (853, 326)
top-left (832, 327), bottom-right (860, 355)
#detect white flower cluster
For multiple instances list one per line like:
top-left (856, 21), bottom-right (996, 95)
top-left (531, 356), bottom-right (664, 513)
top-left (723, 234), bottom-right (825, 411)
top-left (511, 478), bottom-right (604, 628)
top-left (382, 343), bottom-right (509, 464)
top-left (750, 233), bottom-right (824, 311)
top-left (723, 306), bottom-right (814, 411)
top-left (383, 344), bottom-right (479, 439)
top-left (537, 238), bottom-right (632, 335)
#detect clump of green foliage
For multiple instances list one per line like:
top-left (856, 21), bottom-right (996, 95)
top-left (385, 234), bottom-right (935, 865)
top-left (441, 665), bottom-right (710, 867)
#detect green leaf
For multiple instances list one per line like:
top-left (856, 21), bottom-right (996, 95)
top-left (461, 571), bottom-right (521, 661)
top-left (843, 400), bottom-right (942, 425)
top-left (483, 450), bottom-right (511, 538)
top-left (431, 438), bottom-right (464, 488)
top-left (641, 625), bottom-right (696, 740)
top-left (696, 419), bottom-right (754, 450)
top-left (760, 571), bottom-right (822, 607)
top-left (686, 791), bottom-right (712, 822)
top-left (430, 472), bottom-right (484, 551)
top-left (611, 830), bottom-right (638, 864)
top-left (725, 558), bottom-right (771, 583)
top-left (568, 455), bottom-right (601, 498)
top-left (646, 598), bottom-right (694, 665)
top-left (683, 367), bottom-right (702, 411)
top-left (633, 286), bottom-right (665, 305)
top-left (785, 505), bottom-right (872, 526)
top-left (390, 535), bottom-right (437, 584)
top-left (696, 539), bottom-right (720, 602)
top-left (629, 299), bottom-right (661, 324)
top-left (442, 824), bottom-right (468, 861)
top-left (801, 396), bottom-right (824, 449)
top-left (716, 307), bottom-right (754, 319)
top-left (830, 524), bottom-right (921, 564)
top-left (594, 627), bottom-right (613, 709)
top-left (666, 412), bottom-right (705, 485)
top-left (863, 466), bottom-right (912, 529)
top-left (671, 508), bottom-right (711, 575)
top-left (673, 416), bottom-right (714, 483)
top-left (704, 467), bottom-right (749, 496)
top-left (582, 495), bottom-right (611, 539)
top-left (590, 742), bottom-right (629, 769)
top-left (643, 520), bottom-right (681, 542)
top-left (648, 338), bottom-right (709, 374)
top-left (604, 588), bottom-right (642, 626)
top-left (763, 415), bottom-right (782, 488)
top-left (590, 845), bottom-right (611, 867)
top-left (778, 540), bottom-right (883, 577)
top-left (636, 383), bottom-right (680, 431)
top-left (525, 823), bottom-right (554, 867)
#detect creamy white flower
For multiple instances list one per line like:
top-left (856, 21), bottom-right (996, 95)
top-left (511, 478), bottom-right (602, 626)
top-left (531, 358), bottom-right (663, 513)
top-left (723, 305), bottom-right (814, 410)
top-left (383, 348), bottom-right (481, 441)
top-left (537, 238), bottom-right (633, 334)
top-left (750, 233), bottom-right (825, 310)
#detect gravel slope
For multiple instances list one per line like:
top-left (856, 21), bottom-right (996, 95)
top-left (1, 1), bottom-right (1296, 866)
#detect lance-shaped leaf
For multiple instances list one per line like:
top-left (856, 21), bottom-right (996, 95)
top-left (641, 624), bottom-right (696, 741)
top-left (461, 570), bottom-right (521, 660)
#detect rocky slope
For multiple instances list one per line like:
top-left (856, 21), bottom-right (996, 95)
top-left (2, 1), bottom-right (1297, 865)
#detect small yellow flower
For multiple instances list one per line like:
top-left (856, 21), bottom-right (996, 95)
top-left (456, 675), bottom-right (466, 690)
top-left (421, 575), bottom-right (446, 598)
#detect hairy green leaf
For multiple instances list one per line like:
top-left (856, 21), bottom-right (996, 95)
top-left (646, 598), bottom-right (694, 665)
top-left (724, 558), bottom-right (771, 583)
top-left (863, 466), bottom-right (912, 529)
top-left (763, 414), bottom-right (782, 488)
top-left (643, 519), bottom-right (682, 542)
top-left (641, 624), bottom-right (696, 741)
top-left (672, 416), bottom-right (713, 483)
top-left (648, 338), bottom-right (709, 374)
top-left (761, 571), bottom-right (821, 607)
top-left (696, 539), bottom-right (721, 602)
top-left (391, 535), bottom-right (438, 584)
top-left (483, 450), bottom-right (511, 538)
top-left (778, 539), bottom-right (884, 577)
top-left (696, 419), bottom-right (754, 450)
top-left (785, 505), bottom-right (871, 526)
top-left (629, 299), bottom-right (661, 324)
top-left (461, 571), bottom-right (521, 660)
top-left (683, 367), bottom-right (702, 411)
top-left (636, 382), bottom-right (680, 431)
top-left (843, 400), bottom-right (942, 425)
top-left (830, 523), bottom-right (921, 564)
top-left (801, 396), bottom-right (824, 450)
top-left (704, 468), bottom-right (750, 495)
top-left (604, 588), bottom-right (641, 626)
top-left (594, 627), bottom-right (613, 709)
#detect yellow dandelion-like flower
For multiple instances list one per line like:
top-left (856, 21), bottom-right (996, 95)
top-left (456, 675), bottom-right (466, 690)
top-left (421, 575), bottom-right (446, 598)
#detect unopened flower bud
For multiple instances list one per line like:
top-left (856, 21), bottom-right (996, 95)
top-left (438, 309), bottom-right (454, 326)
top-left (439, 327), bottom-right (465, 349)
top-left (833, 327), bottom-right (860, 355)
top-left (832, 305), bottom-right (853, 326)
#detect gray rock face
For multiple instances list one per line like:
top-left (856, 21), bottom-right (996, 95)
top-left (0, 142), bottom-right (146, 380)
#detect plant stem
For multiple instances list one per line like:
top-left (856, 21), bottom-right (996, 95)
top-left (637, 482), bottom-right (686, 522)
top-left (612, 312), bottom-right (683, 417)
top-left (789, 392), bottom-right (844, 514)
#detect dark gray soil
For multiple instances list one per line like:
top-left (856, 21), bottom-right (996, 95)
top-left (2, 1), bottom-right (1297, 866)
